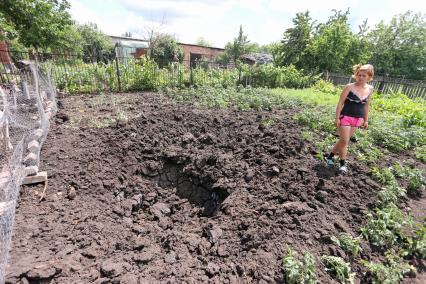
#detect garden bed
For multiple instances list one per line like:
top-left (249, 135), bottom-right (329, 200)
top-left (5, 91), bottom-right (426, 283)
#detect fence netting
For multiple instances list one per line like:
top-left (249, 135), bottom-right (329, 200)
top-left (0, 61), bottom-right (56, 283)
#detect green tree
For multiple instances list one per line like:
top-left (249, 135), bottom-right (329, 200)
top-left (344, 19), bottom-right (372, 69)
top-left (306, 9), bottom-right (356, 73)
top-left (0, 0), bottom-right (73, 51)
top-left (195, 37), bottom-right (212, 47)
top-left (216, 25), bottom-right (255, 65)
top-left (367, 11), bottom-right (426, 79)
top-left (53, 24), bottom-right (83, 55)
top-left (259, 42), bottom-right (278, 54)
top-left (77, 23), bottom-right (114, 62)
top-left (150, 34), bottom-right (184, 66)
top-left (276, 11), bottom-right (314, 69)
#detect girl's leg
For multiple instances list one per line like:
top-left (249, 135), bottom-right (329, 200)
top-left (336, 126), bottom-right (352, 160)
top-left (349, 127), bottom-right (357, 137)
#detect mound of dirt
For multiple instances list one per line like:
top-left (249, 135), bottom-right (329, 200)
top-left (5, 92), bottom-right (422, 283)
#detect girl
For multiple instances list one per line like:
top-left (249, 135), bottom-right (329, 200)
top-left (325, 64), bottom-right (374, 173)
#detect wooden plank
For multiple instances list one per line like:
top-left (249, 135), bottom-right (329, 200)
top-left (420, 88), bottom-right (426, 99)
top-left (22, 171), bottom-right (47, 185)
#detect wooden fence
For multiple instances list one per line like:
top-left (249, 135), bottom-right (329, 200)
top-left (325, 72), bottom-right (426, 99)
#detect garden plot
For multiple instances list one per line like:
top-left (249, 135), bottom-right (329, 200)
top-left (5, 92), bottom-right (425, 284)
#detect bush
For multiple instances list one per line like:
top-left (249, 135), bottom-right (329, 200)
top-left (373, 93), bottom-right (426, 128)
top-left (244, 64), bottom-right (319, 89)
top-left (312, 79), bottom-right (341, 95)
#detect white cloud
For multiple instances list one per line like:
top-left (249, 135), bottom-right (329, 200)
top-left (69, 0), bottom-right (102, 26)
top-left (68, 0), bottom-right (426, 48)
top-left (268, 0), bottom-right (355, 14)
top-left (119, 0), bottom-right (236, 20)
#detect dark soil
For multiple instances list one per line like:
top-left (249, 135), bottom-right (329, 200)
top-left (5, 92), bottom-right (426, 283)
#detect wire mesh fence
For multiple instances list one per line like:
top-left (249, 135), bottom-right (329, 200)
top-left (1, 49), bottom-right (242, 94)
top-left (0, 60), bottom-right (56, 283)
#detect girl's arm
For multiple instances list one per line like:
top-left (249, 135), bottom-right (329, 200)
top-left (362, 87), bottom-right (373, 128)
top-left (335, 84), bottom-right (350, 127)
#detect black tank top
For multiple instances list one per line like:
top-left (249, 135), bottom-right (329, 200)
top-left (341, 90), bottom-right (371, 118)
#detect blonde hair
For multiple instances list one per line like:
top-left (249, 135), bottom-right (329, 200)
top-left (352, 64), bottom-right (374, 80)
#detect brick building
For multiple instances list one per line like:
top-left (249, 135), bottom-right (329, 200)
top-left (108, 35), bottom-right (224, 67)
top-left (0, 41), bottom-right (13, 74)
top-left (0, 41), bottom-right (12, 64)
top-left (179, 43), bottom-right (224, 67)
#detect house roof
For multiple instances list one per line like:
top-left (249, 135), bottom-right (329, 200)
top-left (109, 35), bottom-right (149, 43)
top-left (178, 42), bottom-right (224, 51)
top-left (241, 53), bottom-right (273, 65)
top-left (108, 35), bottom-right (224, 50)
top-left (117, 40), bottom-right (149, 48)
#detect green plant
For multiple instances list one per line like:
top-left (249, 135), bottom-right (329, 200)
top-left (373, 93), bottom-right (426, 128)
top-left (404, 220), bottom-right (426, 258)
top-left (313, 134), bottom-right (336, 157)
top-left (361, 250), bottom-right (415, 284)
top-left (414, 145), bottom-right (426, 163)
top-left (368, 113), bottom-right (426, 153)
top-left (321, 255), bottom-right (355, 284)
top-left (302, 130), bottom-right (315, 142)
top-left (115, 111), bottom-right (128, 123)
top-left (88, 118), bottom-right (112, 129)
top-left (349, 131), bottom-right (384, 163)
top-left (245, 64), bottom-right (319, 89)
top-left (361, 205), bottom-right (413, 247)
top-left (330, 233), bottom-right (362, 257)
top-left (312, 79), bottom-right (341, 95)
top-left (390, 162), bottom-right (425, 195)
top-left (295, 109), bottom-right (335, 133)
top-left (282, 248), bottom-right (317, 284)
top-left (260, 118), bottom-right (276, 128)
top-left (376, 183), bottom-right (406, 208)
top-left (371, 167), bottom-right (397, 185)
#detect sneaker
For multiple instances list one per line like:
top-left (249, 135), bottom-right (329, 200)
top-left (339, 164), bottom-right (348, 173)
top-left (325, 157), bottom-right (334, 167)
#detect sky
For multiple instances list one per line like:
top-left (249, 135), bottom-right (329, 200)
top-left (68, 0), bottom-right (426, 48)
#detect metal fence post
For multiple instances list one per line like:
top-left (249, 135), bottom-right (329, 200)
top-left (114, 44), bottom-right (122, 92)
top-left (190, 63), bottom-right (193, 86)
top-left (238, 65), bottom-right (242, 86)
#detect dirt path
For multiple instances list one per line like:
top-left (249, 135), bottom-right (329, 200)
top-left (5, 92), bottom-right (425, 283)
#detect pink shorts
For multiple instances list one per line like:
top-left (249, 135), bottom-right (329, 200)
top-left (340, 115), bottom-right (364, 127)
